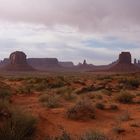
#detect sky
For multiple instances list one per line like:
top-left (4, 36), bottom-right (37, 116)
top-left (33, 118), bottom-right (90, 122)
top-left (0, 0), bottom-right (140, 65)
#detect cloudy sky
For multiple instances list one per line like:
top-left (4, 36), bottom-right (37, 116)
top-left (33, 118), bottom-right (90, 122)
top-left (0, 0), bottom-right (140, 65)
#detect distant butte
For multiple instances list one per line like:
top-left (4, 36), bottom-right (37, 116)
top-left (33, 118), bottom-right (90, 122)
top-left (109, 52), bottom-right (140, 72)
top-left (3, 51), bottom-right (34, 71)
top-left (0, 51), bottom-right (140, 72)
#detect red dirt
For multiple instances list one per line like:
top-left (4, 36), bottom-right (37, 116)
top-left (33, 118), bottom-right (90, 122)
top-left (10, 92), bottom-right (140, 140)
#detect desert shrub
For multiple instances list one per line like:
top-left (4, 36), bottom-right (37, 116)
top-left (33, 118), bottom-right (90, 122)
top-left (130, 122), bottom-right (140, 128)
top-left (0, 109), bottom-right (37, 140)
top-left (119, 78), bottom-right (140, 89)
top-left (87, 93), bottom-right (95, 100)
top-left (67, 99), bottom-right (95, 120)
top-left (45, 129), bottom-right (72, 140)
top-left (56, 87), bottom-right (76, 101)
top-left (57, 87), bottom-right (76, 101)
top-left (101, 89), bottom-right (112, 96)
top-left (96, 75), bottom-right (112, 81)
top-left (73, 80), bottom-right (86, 86)
top-left (95, 102), bottom-right (105, 110)
top-left (80, 130), bottom-right (109, 140)
top-left (75, 85), bottom-right (94, 94)
top-left (109, 104), bottom-right (118, 110)
top-left (118, 111), bottom-right (131, 121)
top-left (0, 89), bottom-right (11, 101)
top-left (0, 100), bottom-right (11, 119)
top-left (55, 130), bottom-right (71, 140)
top-left (112, 124), bottom-right (125, 134)
top-left (23, 78), bottom-right (48, 92)
top-left (31, 76), bottom-right (66, 90)
top-left (128, 79), bottom-right (140, 88)
top-left (8, 77), bottom-right (25, 82)
top-left (63, 92), bottom-right (76, 101)
top-left (27, 77), bottom-right (48, 84)
top-left (95, 95), bottom-right (103, 100)
top-left (47, 78), bottom-right (66, 89)
top-left (45, 130), bottom-right (110, 140)
top-left (113, 126), bottom-right (125, 134)
top-left (116, 91), bottom-right (134, 104)
top-left (17, 85), bottom-right (32, 95)
top-left (34, 83), bottom-right (47, 91)
top-left (39, 94), bottom-right (60, 108)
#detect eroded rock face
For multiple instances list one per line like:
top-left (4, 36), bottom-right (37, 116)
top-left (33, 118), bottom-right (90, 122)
top-left (119, 52), bottom-right (131, 64)
top-left (4, 51), bottom-right (34, 71)
top-left (109, 52), bottom-right (139, 72)
top-left (27, 58), bottom-right (61, 70)
top-left (10, 51), bottom-right (27, 65)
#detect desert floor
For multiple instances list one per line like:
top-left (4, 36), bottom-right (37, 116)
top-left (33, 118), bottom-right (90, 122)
top-left (1, 71), bottom-right (140, 140)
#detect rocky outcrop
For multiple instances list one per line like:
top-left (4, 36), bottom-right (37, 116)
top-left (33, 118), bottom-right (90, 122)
top-left (0, 58), bottom-right (10, 68)
top-left (119, 52), bottom-right (131, 64)
top-left (59, 62), bottom-right (74, 67)
top-left (4, 51), bottom-right (34, 71)
top-left (109, 52), bottom-right (139, 72)
top-left (27, 58), bottom-right (61, 70)
top-left (76, 60), bottom-right (95, 71)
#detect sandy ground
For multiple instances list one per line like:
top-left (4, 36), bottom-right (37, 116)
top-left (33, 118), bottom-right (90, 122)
top-left (10, 92), bottom-right (140, 140)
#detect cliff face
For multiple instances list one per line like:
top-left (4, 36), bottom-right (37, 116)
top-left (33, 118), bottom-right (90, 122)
top-left (10, 51), bottom-right (27, 65)
top-left (0, 57), bottom-right (74, 71)
top-left (27, 58), bottom-right (61, 70)
top-left (109, 52), bottom-right (139, 72)
top-left (4, 51), bottom-right (34, 71)
top-left (59, 62), bottom-right (74, 68)
top-left (119, 52), bottom-right (131, 64)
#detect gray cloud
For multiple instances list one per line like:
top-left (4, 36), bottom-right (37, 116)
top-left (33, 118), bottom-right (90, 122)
top-left (0, 0), bottom-right (140, 32)
top-left (0, 0), bottom-right (139, 64)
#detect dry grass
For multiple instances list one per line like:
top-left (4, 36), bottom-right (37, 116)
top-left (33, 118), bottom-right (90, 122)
top-left (67, 98), bottom-right (95, 120)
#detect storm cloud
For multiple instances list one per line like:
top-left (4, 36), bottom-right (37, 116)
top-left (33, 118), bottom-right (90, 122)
top-left (0, 0), bottom-right (139, 32)
top-left (0, 0), bottom-right (139, 64)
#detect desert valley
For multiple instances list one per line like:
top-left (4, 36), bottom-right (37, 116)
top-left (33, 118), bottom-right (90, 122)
top-left (0, 51), bottom-right (140, 140)
top-left (0, 1), bottom-right (140, 140)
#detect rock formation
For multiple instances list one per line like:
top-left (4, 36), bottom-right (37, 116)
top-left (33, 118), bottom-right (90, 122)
top-left (109, 52), bottom-right (139, 72)
top-left (83, 60), bottom-right (87, 65)
top-left (27, 58), bottom-right (60, 70)
top-left (77, 60), bottom-right (95, 71)
top-left (27, 58), bottom-right (59, 68)
top-left (0, 58), bottom-right (10, 68)
top-left (134, 58), bottom-right (137, 64)
top-left (4, 51), bottom-right (34, 71)
top-left (119, 52), bottom-right (131, 64)
top-left (59, 61), bottom-right (74, 68)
